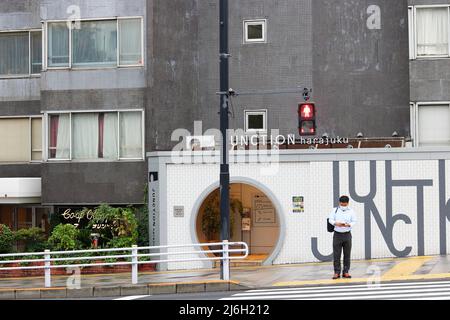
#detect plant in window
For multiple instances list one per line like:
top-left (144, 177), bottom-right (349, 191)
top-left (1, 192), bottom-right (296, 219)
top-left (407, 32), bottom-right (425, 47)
top-left (201, 190), bottom-right (243, 241)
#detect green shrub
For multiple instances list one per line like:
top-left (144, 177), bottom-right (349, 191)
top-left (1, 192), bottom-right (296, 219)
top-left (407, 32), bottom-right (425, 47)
top-left (89, 204), bottom-right (138, 243)
top-left (0, 225), bottom-right (14, 254)
top-left (14, 228), bottom-right (48, 253)
top-left (48, 224), bottom-right (80, 251)
top-left (107, 236), bottom-right (136, 249)
top-left (135, 205), bottom-right (149, 247)
top-left (106, 237), bottom-right (136, 263)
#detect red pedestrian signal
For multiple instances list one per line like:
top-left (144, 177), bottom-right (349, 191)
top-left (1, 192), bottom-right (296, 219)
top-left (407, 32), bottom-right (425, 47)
top-left (299, 103), bottom-right (316, 136)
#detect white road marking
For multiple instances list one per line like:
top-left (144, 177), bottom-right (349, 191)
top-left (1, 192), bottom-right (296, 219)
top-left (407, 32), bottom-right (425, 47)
top-left (114, 295), bottom-right (151, 301)
top-left (221, 281), bottom-right (450, 300)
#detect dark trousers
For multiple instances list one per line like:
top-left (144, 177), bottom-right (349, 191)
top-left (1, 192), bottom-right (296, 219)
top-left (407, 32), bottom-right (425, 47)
top-left (333, 232), bottom-right (352, 274)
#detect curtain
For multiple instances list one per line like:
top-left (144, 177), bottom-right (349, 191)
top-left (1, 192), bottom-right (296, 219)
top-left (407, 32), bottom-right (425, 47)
top-left (103, 113), bottom-right (118, 159)
top-left (55, 114), bottom-right (70, 159)
top-left (120, 112), bottom-right (142, 158)
top-left (72, 113), bottom-right (99, 159)
top-left (72, 20), bottom-right (117, 68)
top-left (0, 33), bottom-right (29, 75)
top-left (119, 19), bottom-right (142, 65)
top-left (417, 8), bottom-right (449, 56)
top-left (48, 23), bottom-right (69, 67)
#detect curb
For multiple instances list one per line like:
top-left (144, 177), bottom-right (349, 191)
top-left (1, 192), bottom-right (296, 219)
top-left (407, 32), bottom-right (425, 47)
top-left (0, 280), bottom-right (249, 300)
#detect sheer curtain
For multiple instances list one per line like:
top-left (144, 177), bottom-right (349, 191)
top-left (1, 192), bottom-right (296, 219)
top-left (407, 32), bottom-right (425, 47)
top-left (0, 33), bottom-right (29, 75)
top-left (72, 113), bottom-right (99, 159)
top-left (103, 113), bottom-right (118, 159)
top-left (119, 19), bottom-right (142, 65)
top-left (120, 112), bottom-right (142, 159)
top-left (72, 20), bottom-right (117, 68)
top-left (48, 23), bottom-right (69, 67)
top-left (55, 114), bottom-right (70, 159)
top-left (417, 8), bottom-right (449, 56)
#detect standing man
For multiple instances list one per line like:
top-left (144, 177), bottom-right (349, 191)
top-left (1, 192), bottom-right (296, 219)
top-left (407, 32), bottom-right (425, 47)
top-left (328, 195), bottom-right (357, 279)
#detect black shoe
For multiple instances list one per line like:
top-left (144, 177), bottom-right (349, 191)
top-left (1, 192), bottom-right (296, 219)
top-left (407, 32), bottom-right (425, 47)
top-left (342, 273), bottom-right (352, 279)
top-left (332, 273), bottom-right (340, 280)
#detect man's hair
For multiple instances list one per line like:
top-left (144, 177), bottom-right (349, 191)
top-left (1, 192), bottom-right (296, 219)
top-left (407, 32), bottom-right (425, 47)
top-left (339, 195), bottom-right (350, 203)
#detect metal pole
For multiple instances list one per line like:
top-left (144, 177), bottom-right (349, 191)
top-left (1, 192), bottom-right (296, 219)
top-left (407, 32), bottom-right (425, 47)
top-left (131, 245), bottom-right (138, 285)
top-left (222, 240), bottom-right (230, 281)
top-left (219, 0), bottom-right (230, 280)
top-left (44, 250), bottom-right (51, 288)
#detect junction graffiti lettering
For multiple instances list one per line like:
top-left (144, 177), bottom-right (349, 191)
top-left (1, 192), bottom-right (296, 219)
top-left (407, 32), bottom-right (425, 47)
top-left (311, 160), bottom-right (450, 261)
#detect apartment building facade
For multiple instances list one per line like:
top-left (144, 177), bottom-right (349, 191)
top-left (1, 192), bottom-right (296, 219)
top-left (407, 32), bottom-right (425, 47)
top-left (0, 0), bottom-right (446, 234)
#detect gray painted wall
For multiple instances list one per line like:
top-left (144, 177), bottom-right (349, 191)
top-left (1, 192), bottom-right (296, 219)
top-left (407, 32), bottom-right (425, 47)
top-left (149, 0), bottom-right (410, 151)
top-left (41, 162), bottom-right (147, 205)
top-left (313, 0), bottom-right (410, 138)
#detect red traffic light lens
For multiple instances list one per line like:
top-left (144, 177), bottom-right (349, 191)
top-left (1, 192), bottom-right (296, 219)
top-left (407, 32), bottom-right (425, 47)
top-left (299, 104), bottom-right (315, 119)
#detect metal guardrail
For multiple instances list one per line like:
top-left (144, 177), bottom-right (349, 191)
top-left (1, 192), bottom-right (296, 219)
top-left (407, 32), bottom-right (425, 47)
top-left (0, 241), bottom-right (249, 288)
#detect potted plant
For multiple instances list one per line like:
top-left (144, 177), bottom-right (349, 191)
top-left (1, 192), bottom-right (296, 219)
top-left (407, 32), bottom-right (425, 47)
top-left (201, 191), bottom-right (243, 255)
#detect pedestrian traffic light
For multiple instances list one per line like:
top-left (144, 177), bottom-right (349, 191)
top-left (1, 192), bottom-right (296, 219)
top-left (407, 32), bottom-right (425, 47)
top-left (298, 103), bottom-right (316, 136)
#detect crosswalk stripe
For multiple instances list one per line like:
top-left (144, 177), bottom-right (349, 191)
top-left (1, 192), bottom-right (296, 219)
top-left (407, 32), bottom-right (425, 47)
top-left (221, 281), bottom-right (450, 300)
top-left (233, 282), bottom-right (450, 297)
top-left (229, 285), bottom-right (450, 298)
top-left (114, 295), bottom-right (151, 301)
top-left (304, 291), bottom-right (450, 300)
top-left (248, 280), bottom-right (450, 293)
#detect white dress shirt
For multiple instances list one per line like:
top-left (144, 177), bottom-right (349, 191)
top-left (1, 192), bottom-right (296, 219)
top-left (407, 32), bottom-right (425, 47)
top-left (328, 206), bottom-right (357, 233)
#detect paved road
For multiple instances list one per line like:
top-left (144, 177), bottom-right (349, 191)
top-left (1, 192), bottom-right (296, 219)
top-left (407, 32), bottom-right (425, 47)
top-left (107, 279), bottom-right (450, 300)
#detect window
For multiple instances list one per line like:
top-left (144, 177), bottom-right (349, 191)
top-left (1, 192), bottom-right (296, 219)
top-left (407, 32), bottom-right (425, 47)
top-left (72, 20), bottom-right (117, 68)
top-left (245, 110), bottom-right (267, 133)
top-left (244, 19), bottom-right (266, 43)
top-left (47, 22), bottom-right (69, 68)
top-left (413, 103), bottom-right (450, 146)
top-left (0, 117), bottom-right (42, 162)
top-left (46, 17), bottom-right (143, 69)
top-left (119, 19), bottom-right (143, 66)
top-left (409, 6), bottom-right (450, 59)
top-left (0, 31), bottom-right (42, 77)
top-left (48, 111), bottom-right (144, 161)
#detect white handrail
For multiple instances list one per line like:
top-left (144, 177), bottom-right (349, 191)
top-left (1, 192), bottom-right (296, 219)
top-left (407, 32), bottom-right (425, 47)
top-left (0, 241), bottom-right (249, 287)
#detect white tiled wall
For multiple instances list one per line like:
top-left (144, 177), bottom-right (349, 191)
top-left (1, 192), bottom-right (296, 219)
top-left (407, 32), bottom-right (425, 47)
top-left (164, 160), bottom-right (450, 270)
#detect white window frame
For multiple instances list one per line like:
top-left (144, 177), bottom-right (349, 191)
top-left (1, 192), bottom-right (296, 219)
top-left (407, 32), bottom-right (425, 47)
top-left (409, 5), bottom-right (450, 60)
top-left (0, 29), bottom-right (42, 79)
top-left (44, 109), bottom-right (145, 162)
top-left (243, 19), bottom-right (267, 44)
top-left (245, 109), bottom-right (268, 133)
top-left (44, 16), bottom-right (144, 71)
top-left (0, 115), bottom-right (43, 163)
top-left (411, 101), bottom-right (450, 147)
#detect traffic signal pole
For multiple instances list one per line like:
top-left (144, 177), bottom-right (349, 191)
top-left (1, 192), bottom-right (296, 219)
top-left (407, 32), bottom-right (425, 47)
top-left (219, 0), bottom-right (231, 280)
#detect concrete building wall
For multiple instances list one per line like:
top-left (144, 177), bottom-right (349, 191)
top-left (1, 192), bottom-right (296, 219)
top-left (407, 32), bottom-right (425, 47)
top-left (148, 0), bottom-right (411, 151)
top-left (313, 0), bottom-right (411, 138)
top-left (38, 0), bottom-right (147, 205)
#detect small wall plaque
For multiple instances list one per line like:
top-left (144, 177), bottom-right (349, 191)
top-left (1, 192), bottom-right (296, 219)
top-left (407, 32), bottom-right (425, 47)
top-left (174, 206), bottom-right (185, 218)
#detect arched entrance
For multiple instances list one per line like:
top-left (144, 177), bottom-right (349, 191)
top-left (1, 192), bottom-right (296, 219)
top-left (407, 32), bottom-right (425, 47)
top-left (192, 179), bottom-right (284, 266)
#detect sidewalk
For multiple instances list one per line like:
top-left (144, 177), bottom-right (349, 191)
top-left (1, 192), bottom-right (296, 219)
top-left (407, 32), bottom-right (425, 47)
top-left (1, 255), bottom-right (450, 299)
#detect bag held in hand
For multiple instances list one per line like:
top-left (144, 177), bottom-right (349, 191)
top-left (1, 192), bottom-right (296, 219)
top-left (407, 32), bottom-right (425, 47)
top-left (327, 207), bottom-right (339, 233)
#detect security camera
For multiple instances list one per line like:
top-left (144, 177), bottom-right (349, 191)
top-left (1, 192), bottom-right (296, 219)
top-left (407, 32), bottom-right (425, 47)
top-left (228, 88), bottom-right (236, 96)
top-left (356, 132), bottom-right (364, 138)
top-left (392, 131), bottom-right (399, 138)
top-left (322, 133), bottom-right (329, 139)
